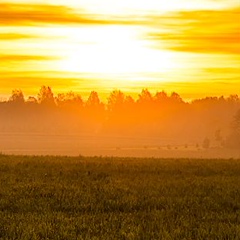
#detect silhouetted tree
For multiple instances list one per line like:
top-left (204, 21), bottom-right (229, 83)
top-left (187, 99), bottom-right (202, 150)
top-left (107, 90), bottom-right (125, 111)
top-left (125, 95), bottom-right (135, 105)
top-left (1, 86), bottom-right (240, 153)
top-left (56, 92), bottom-right (83, 108)
top-left (170, 92), bottom-right (183, 103)
top-left (137, 89), bottom-right (153, 104)
top-left (85, 91), bottom-right (105, 123)
top-left (27, 96), bottom-right (37, 104)
top-left (227, 94), bottom-right (239, 103)
top-left (9, 89), bottom-right (24, 103)
top-left (234, 109), bottom-right (240, 133)
top-left (137, 89), bottom-right (157, 123)
top-left (122, 95), bottom-right (136, 125)
top-left (155, 91), bottom-right (168, 102)
top-left (38, 86), bottom-right (55, 106)
top-left (226, 109), bottom-right (240, 148)
top-left (86, 91), bottom-right (101, 107)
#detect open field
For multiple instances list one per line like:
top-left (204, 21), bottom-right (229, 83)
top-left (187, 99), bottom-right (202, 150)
top-left (1, 133), bottom-right (240, 159)
top-left (0, 155), bottom-right (240, 239)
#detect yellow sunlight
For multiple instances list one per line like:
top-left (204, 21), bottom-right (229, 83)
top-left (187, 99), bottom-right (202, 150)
top-left (57, 25), bottom-right (179, 82)
top-left (0, 0), bottom-right (239, 98)
top-left (61, 0), bottom-right (231, 14)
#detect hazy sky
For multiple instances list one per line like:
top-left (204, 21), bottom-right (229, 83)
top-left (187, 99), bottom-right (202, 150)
top-left (0, 0), bottom-right (239, 100)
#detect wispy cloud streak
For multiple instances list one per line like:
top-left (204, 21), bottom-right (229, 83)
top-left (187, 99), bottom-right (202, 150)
top-left (0, 54), bottom-right (58, 61)
top-left (0, 3), bottom-right (142, 26)
top-left (148, 8), bottom-right (240, 54)
top-left (0, 33), bottom-right (37, 40)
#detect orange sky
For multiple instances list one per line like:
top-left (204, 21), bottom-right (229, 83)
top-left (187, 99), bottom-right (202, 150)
top-left (0, 0), bottom-right (239, 100)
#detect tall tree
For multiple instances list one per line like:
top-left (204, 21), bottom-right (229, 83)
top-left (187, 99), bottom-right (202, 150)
top-left (9, 89), bottom-right (24, 103)
top-left (170, 92), bottom-right (183, 103)
top-left (226, 109), bottom-right (240, 148)
top-left (107, 90), bottom-right (125, 111)
top-left (155, 91), bottom-right (168, 102)
top-left (56, 92), bottom-right (83, 108)
top-left (137, 89), bottom-right (152, 104)
top-left (86, 91), bottom-right (101, 107)
top-left (38, 86), bottom-right (55, 106)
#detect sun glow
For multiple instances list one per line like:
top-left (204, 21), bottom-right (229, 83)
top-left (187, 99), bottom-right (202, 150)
top-left (1, 0), bottom-right (239, 98)
top-left (56, 0), bottom-right (232, 15)
top-left (57, 25), bottom-right (178, 82)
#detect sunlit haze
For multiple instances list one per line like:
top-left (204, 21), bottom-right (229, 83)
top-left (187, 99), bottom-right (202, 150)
top-left (1, 2), bottom-right (240, 236)
top-left (0, 0), bottom-right (239, 99)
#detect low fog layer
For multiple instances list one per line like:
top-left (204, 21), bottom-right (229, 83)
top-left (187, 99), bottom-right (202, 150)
top-left (0, 87), bottom-right (240, 158)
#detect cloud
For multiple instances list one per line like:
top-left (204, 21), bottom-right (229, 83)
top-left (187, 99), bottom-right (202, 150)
top-left (203, 68), bottom-right (240, 75)
top-left (0, 70), bottom-right (105, 96)
top-left (148, 8), bottom-right (240, 54)
top-left (0, 3), bottom-right (140, 26)
top-left (0, 71), bottom-right (83, 90)
top-left (0, 3), bottom-right (103, 25)
top-left (0, 54), bottom-right (58, 61)
top-left (0, 33), bottom-right (36, 40)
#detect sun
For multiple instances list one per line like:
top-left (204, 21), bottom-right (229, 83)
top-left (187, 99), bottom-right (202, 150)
top-left (56, 25), bottom-right (178, 83)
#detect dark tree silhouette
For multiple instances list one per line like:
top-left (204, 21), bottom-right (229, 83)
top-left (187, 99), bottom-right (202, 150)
top-left (233, 109), bottom-right (240, 132)
top-left (125, 95), bottom-right (135, 105)
top-left (38, 86), bottom-right (55, 106)
top-left (137, 89), bottom-right (152, 104)
top-left (155, 91), bottom-right (168, 102)
top-left (86, 91), bottom-right (101, 107)
top-left (56, 92), bottom-right (83, 108)
top-left (9, 89), bottom-right (25, 103)
top-left (227, 94), bottom-right (239, 103)
top-left (27, 96), bottom-right (37, 104)
top-left (1, 86), bottom-right (240, 154)
top-left (85, 91), bottom-right (105, 123)
top-left (227, 109), bottom-right (240, 148)
top-left (170, 92), bottom-right (183, 103)
top-left (107, 90), bottom-right (125, 111)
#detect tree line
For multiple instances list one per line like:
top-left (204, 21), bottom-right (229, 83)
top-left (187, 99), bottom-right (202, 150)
top-left (1, 86), bottom-right (240, 149)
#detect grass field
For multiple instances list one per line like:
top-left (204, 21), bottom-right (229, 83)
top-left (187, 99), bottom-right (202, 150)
top-left (0, 154), bottom-right (240, 239)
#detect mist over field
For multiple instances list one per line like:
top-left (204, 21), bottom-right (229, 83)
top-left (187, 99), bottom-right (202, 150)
top-left (1, 87), bottom-right (240, 158)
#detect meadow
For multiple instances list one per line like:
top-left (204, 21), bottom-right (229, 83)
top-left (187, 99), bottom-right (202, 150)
top-left (0, 154), bottom-right (240, 239)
